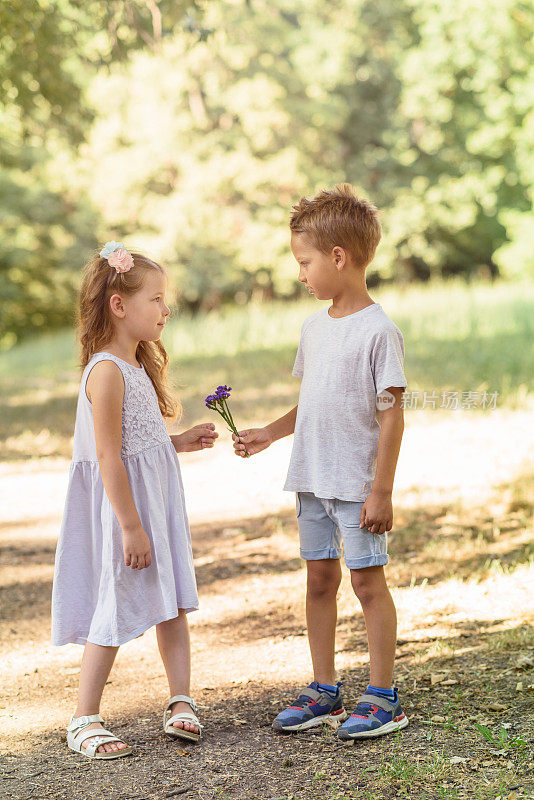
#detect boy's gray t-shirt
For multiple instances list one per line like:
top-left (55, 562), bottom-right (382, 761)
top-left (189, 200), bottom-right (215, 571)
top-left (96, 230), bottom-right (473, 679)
top-left (283, 303), bottom-right (407, 502)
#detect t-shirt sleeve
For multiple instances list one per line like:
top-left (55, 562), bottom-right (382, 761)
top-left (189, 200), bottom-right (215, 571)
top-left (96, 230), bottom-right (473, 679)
top-left (292, 336), bottom-right (304, 378)
top-left (292, 320), bottom-right (308, 378)
top-left (371, 327), bottom-right (407, 396)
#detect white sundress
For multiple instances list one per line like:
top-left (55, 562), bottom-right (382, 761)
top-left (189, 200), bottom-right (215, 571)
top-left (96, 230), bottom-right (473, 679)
top-left (51, 352), bottom-right (199, 647)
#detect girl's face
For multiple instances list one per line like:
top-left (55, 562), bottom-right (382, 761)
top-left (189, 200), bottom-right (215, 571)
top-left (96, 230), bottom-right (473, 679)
top-left (115, 269), bottom-right (171, 342)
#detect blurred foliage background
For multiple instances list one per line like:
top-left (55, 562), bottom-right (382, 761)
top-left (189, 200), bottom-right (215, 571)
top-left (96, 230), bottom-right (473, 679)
top-left (1, 0), bottom-right (533, 348)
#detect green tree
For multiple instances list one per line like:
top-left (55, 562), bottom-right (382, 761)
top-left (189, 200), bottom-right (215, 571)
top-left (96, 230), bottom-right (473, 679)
top-left (82, 0), bottom-right (534, 303)
top-left (0, 0), bottom-right (199, 345)
top-left (378, 0), bottom-right (534, 281)
top-left (1, 0), bottom-right (532, 344)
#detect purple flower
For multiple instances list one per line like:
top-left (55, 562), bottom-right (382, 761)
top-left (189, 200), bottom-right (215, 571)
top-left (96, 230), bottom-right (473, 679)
top-left (204, 383), bottom-right (248, 456)
top-left (214, 385), bottom-right (232, 400)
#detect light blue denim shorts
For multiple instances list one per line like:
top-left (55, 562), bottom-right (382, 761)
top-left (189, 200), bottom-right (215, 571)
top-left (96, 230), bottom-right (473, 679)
top-left (296, 491), bottom-right (388, 570)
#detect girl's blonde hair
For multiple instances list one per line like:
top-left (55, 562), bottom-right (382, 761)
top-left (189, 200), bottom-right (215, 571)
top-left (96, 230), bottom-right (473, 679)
top-left (78, 252), bottom-right (180, 421)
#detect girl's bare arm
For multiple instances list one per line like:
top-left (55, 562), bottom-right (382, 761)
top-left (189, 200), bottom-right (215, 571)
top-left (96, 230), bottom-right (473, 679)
top-left (87, 361), bottom-right (151, 569)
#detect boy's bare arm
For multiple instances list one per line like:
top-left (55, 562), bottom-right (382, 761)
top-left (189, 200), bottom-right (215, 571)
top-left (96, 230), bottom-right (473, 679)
top-left (361, 387), bottom-right (404, 534)
top-left (266, 405), bottom-right (298, 442)
top-left (232, 405), bottom-right (298, 457)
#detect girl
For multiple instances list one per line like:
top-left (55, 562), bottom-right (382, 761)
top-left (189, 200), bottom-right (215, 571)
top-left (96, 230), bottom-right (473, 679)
top-left (51, 242), bottom-right (218, 759)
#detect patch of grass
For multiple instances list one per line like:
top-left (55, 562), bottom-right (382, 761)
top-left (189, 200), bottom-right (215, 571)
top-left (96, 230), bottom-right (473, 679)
top-left (328, 792), bottom-right (382, 800)
top-left (441, 698), bottom-right (462, 732)
top-left (475, 723), bottom-right (528, 753)
top-left (483, 554), bottom-right (534, 578)
top-left (380, 748), bottom-right (452, 784)
top-left (1, 279), bottom-right (533, 460)
top-left (488, 624), bottom-right (534, 652)
top-left (424, 638), bottom-right (457, 662)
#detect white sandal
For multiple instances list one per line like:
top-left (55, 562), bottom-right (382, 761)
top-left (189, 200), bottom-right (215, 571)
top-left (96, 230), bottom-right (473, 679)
top-left (163, 695), bottom-right (203, 742)
top-left (66, 714), bottom-right (132, 760)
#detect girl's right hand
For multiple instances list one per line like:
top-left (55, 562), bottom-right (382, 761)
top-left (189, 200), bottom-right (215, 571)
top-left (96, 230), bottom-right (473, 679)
top-left (232, 428), bottom-right (273, 457)
top-left (122, 527), bottom-right (152, 569)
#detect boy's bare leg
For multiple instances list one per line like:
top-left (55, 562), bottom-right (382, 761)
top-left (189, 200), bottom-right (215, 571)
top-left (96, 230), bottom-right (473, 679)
top-left (306, 558), bottom-right (342, 685)
top-left (73, 642), bottom-right (127, 753)
top-left (156, 611), bottom-right (198, 734)
top-left (350, 565), bottom-right (397, 688)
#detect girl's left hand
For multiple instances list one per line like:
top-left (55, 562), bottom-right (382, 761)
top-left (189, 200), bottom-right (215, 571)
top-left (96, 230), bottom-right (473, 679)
top-left (173, 424), bottom-right (218, 453)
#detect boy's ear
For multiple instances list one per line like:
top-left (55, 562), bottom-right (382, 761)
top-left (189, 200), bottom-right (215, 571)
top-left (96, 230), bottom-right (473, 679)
top-left (332, 246), bottom-right (347, 271)
top-left (109, 293), bottom-right (126, 318)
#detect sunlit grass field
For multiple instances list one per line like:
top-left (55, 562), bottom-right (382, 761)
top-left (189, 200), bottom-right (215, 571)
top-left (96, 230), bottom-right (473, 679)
top-left (1, 278), bottom-right (533, 459)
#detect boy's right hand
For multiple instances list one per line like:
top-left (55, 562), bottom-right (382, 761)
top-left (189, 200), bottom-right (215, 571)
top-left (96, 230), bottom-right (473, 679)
top-left (123, 526), bottom-right (152, 570)
top-left (232, 428), bottom-right (273, 457)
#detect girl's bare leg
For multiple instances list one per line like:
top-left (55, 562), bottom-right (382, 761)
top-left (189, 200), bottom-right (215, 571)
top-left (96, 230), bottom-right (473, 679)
top-left (157, 611), bottom-right (198, 733)
top-left (73, 642), bottom-right (127, 753)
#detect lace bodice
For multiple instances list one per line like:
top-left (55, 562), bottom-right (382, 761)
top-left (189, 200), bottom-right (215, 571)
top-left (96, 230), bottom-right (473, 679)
top-left (85, 353), bottom-right (171, 459)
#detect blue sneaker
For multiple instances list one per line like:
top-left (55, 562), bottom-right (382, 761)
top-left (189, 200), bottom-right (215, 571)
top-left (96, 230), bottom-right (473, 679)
top-left (337, 687), bottom-right (409, 740)
top-left (272, 682), bottom-right (348, 732)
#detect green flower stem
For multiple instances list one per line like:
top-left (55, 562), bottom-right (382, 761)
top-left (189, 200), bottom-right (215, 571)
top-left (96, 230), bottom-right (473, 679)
top-left (206, 399), bottom-right (249, 457)
top-left (220, 399), bottom-right (250, 457)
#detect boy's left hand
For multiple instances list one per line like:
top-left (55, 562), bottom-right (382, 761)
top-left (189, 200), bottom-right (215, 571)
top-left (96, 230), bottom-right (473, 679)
top-left (172, 424), bottom-right (218, 453)
top-left (360, 492), bottom-right (393, 535)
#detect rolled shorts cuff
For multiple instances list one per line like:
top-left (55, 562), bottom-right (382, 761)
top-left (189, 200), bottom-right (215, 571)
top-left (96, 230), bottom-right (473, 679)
top-left (345, 554), bottom-right (389, 570)
top-left (300, 546), bottom-right (343, 561)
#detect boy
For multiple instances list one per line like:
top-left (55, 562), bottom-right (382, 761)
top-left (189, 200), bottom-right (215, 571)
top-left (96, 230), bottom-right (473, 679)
top-left (233, 184), bottom-right (408, 739)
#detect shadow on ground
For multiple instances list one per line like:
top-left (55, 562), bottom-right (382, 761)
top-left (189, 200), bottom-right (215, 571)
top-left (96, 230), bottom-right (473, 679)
top-left (1, 473), bottom-right (532, 637)
top-left (1, 618), bottom-right (532, 800)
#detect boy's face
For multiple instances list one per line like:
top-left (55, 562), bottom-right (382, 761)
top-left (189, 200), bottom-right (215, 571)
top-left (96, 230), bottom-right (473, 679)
top-left (291, 233), bottom-right (340, 301)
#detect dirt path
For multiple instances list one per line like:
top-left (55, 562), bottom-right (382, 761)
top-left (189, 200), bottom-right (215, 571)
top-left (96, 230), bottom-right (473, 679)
top-left (1, 408), bottom-right (533, 799)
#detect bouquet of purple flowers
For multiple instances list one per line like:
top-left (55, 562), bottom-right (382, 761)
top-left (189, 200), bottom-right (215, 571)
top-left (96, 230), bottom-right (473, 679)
top-left (204, 385), bottom-right (249, 457)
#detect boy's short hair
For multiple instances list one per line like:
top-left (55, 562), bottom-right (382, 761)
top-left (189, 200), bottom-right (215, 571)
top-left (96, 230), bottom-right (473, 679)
top-left (290, 183), bottom-right (381, 268)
